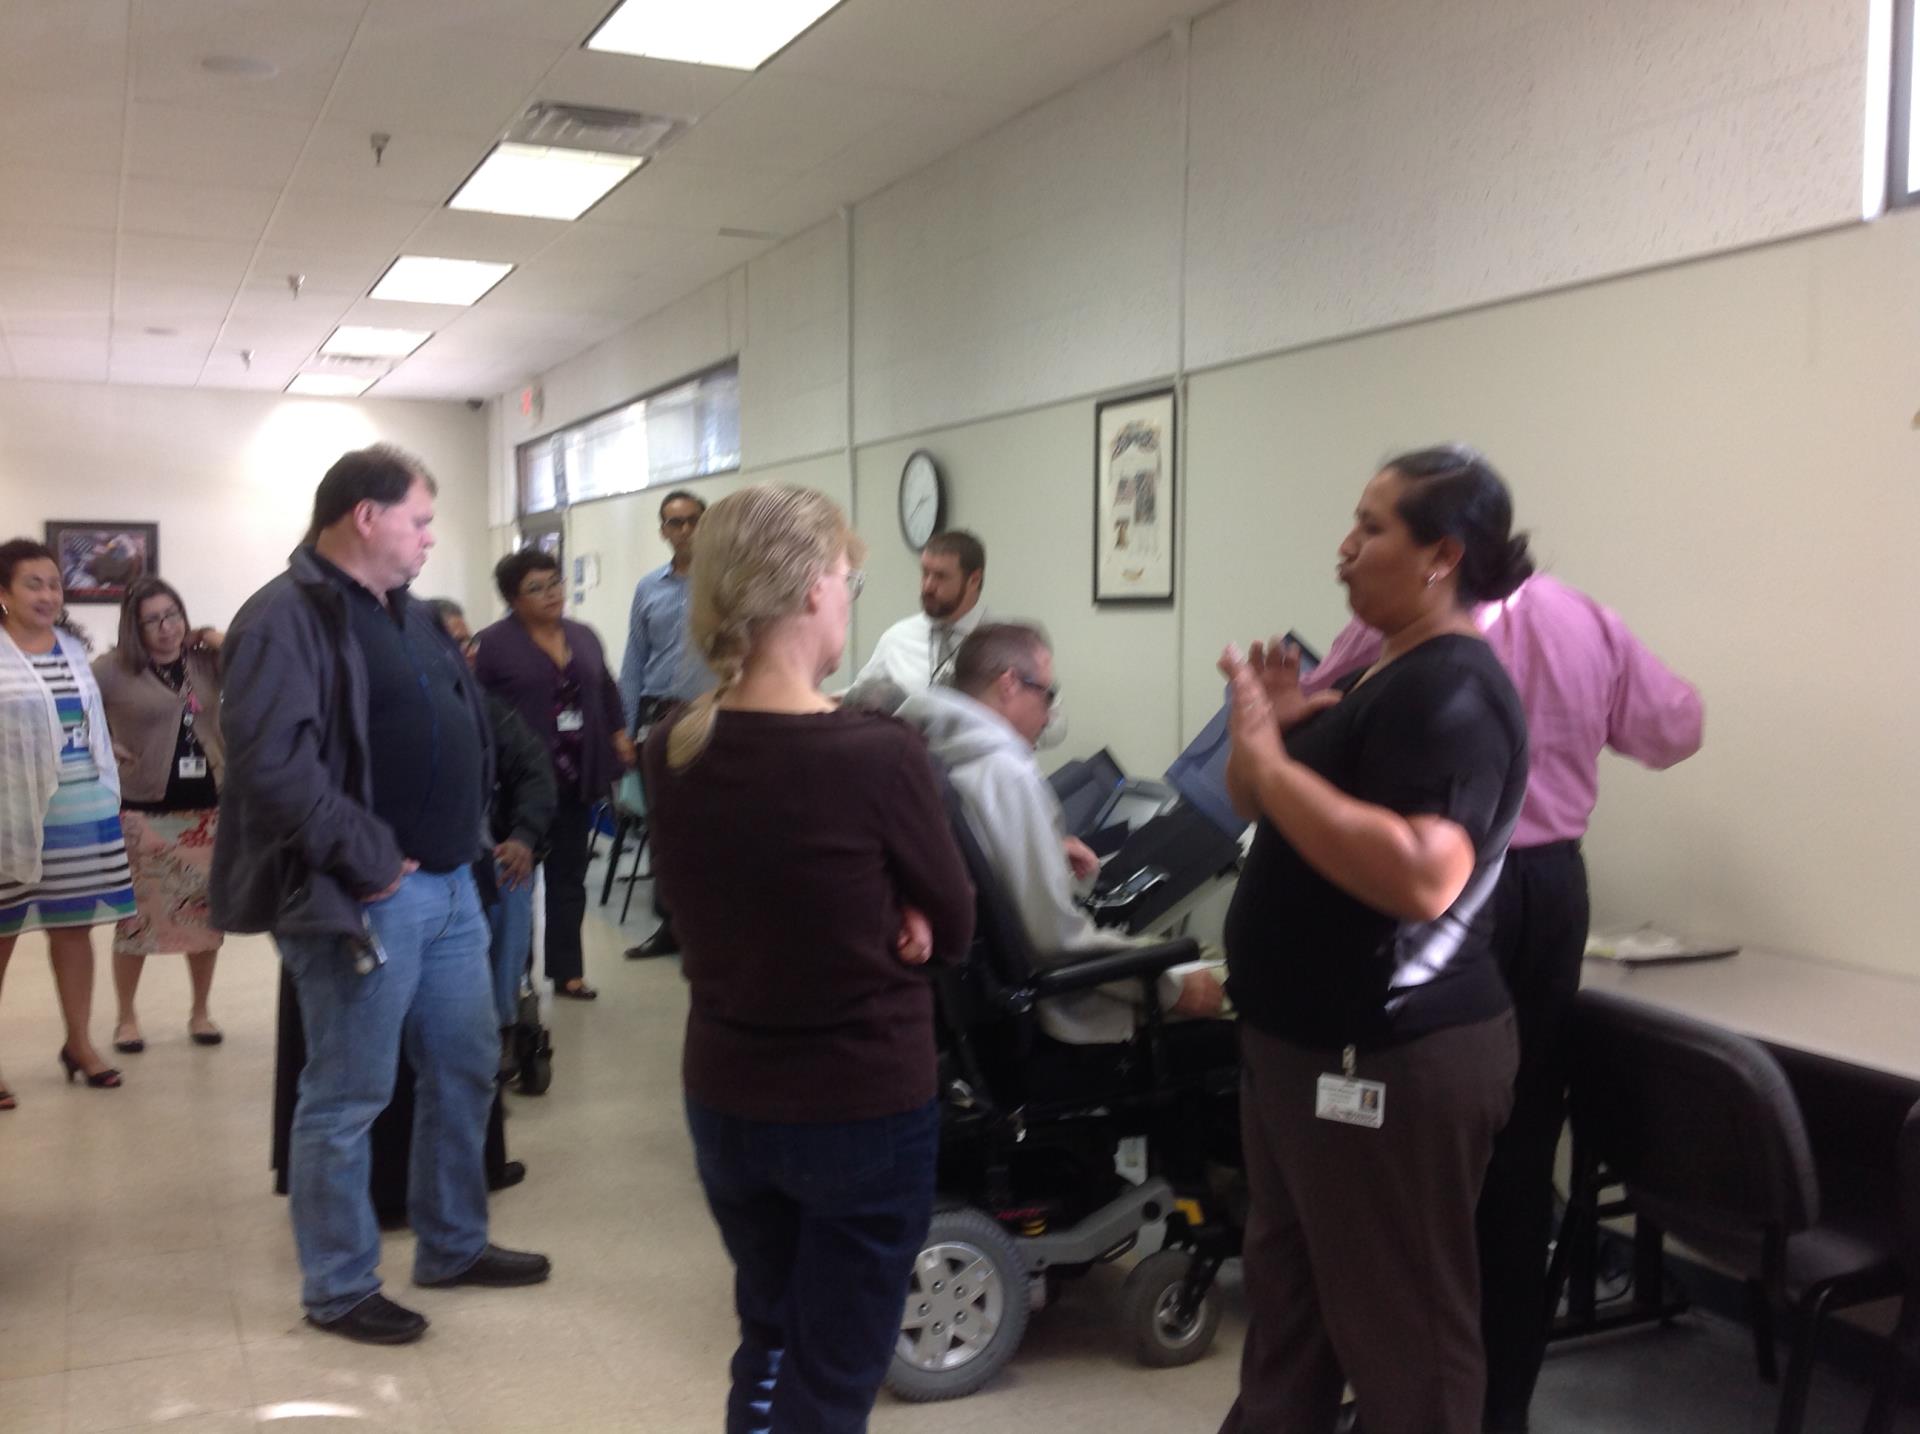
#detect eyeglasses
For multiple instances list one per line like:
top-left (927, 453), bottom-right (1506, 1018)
top-left (1015, 672), bottom-right (1059, 705)
top-left (138, 608), bottom-right (186, 632)
top-left (662, 515), bottom-right (700, 531)
top-left (519, 577), bottom-right (564, 598)
top-left (845, 569), bottom-right (866, 600)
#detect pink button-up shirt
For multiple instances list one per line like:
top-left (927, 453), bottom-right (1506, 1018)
top-left (1300, 574), bottom-right (1703, 848)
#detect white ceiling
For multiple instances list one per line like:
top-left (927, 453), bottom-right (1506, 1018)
top-left (0, 0), bottom-right (1218, 400)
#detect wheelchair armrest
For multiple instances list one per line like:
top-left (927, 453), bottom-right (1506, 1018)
top-left (1026, 938), bottom-right (1202, 999)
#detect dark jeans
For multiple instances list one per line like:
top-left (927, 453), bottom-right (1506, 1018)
top-left (542, 792), bottom-right (592, 985)
top-left (1477, 840), bottom-right (1590, 1432)
top-left (686, 1094), bottom-right (940, 1434)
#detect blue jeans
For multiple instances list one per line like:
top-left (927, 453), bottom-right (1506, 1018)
top-left (486, 872), bottom-right (534, 1029)
top-left (275, 868), bottom-right (497, 1321)
top-left (686, 1095), bottom-right (941, 1434)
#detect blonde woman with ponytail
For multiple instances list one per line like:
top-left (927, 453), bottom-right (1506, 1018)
top-left (642, 485), bottom-right (975, 1434)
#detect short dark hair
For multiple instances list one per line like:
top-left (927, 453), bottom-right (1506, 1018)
top-left (1383, 445), bottom-right (1534, 606)
top-left (0, 537), bottom-right (55, 592)
top-left (659, 490), bottom-right (707, 521)
top-left (494, 547), bottom-right (560, 603)
top-left (115, 575), bottom-right (192, 672)
top-left (924, 529), bottom-right (985, 579)
top-left (306, 444), bottom-right (437, 543)
top-left (425, 597), bottom-right (464, 629)
top-left (953, 621), bottom-right (1050, 698)
top-left (0, 537), bottom-right (89, 649)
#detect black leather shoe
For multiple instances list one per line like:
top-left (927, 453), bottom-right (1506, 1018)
top-left (624, 927), bottom-right (679, 959)
top-left (307, 1292), bottom-right (429, 1345)
top-left (418, 1244), bottom-right (551, 1289)
top-left (487, 1160), bottom-right (527, 1192)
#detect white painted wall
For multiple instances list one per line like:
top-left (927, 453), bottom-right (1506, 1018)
top-left (1184, 0), bottom-right (1872, 366)
top-left (1183, 213), bottom-right (1920, 978)
top-left (849, 38), bottom-right (1184, 445)
top-left (0, 379), bottom-right (490, 648)
top-left (741, 217), bottom-right (850, 469)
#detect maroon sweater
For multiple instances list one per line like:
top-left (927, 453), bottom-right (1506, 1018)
top-left (643, 707), bottom-right (975, 1123)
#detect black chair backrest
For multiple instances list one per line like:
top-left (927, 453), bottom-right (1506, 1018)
top-left (937, 776), bottom-right (1044, 993)
top-left (1898, 1098), bottom-right (1920, 1271)
top-left (1569, 990), bottom-right (1820, 1245)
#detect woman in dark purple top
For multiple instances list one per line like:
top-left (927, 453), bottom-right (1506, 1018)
top-left (643, 485), bottom-right (973, 1434)
top-left (473, 549), bottom-right (632, 1000)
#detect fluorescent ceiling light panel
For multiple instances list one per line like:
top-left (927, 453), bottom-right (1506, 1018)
top-left (286, 372), bottom-right (375, 397)
top-left (370, 255), bottom-right (514, 306)
top-left (321, 325), bottom-right (432, 359)
top-left (587, 0), bottom-right (843, 70)
top-left (450, 142), bottom-right (643, 221)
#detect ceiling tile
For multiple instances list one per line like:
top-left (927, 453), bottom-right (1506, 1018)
top-left (0, 80), bottom-right (127, 175)
top-left (336, 297), bottom-right (473, 330)
top-left (118, 233), bottom-right (257, 288)
top-left (0, 167), bottom-right (121, 231)
top-left (7, 335), bottom-right (110, 382)
top-left (4, 313), bottom-right (111, 342)
top-left (251, 247), bottom-right (397, 297)
top-left (292, 122), bottom-right (490, 203)
top-left (480, 265), bottom-right (667, 317)
top-left (115, 280), bottom-right (246, 320)
top-left (0, 226), bottom-right (116, 277)
top-left (670, 75), bottom-right (917, 175)
top-left (111, 316), bottom-right (225, 346)
top-left (536, 49), bottom-right (752, 123)
top-left (110, 335), bottom-right (218, 370)
top-left (581, 157), bottom-right (793, 234)
top-left (106, 363), bottom-right (207, 389)
top-left (403, 209), bottom-right (567, 264)
top-left (131, 0), bottom-right (364, 118)
top-left (122, 177), bottom-right (282, 241)
top-left (262, 194), bottom-right (438, 256)
top-left (0, 271), bottom-right (114, 313)
top-left (772, 0), bottom-right (1079, 93)
top-left (0, 1), bottom-right (129, 95)
top-left (362, 0), bottom-right (614, 44)
top-left (127, 102), bottom-right (315, 185)
top-left (322, 29), bottom-right (568, 137)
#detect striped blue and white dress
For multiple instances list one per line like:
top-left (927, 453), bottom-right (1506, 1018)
top-left (0, 650), bottom-right (134, 937)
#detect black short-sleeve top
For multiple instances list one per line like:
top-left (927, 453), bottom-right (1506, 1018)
top-left (1223, 633), bottom-right (1529, 1050)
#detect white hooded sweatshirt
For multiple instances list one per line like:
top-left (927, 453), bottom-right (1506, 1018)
top-left (900, 684), bottom-right (1178, 1046)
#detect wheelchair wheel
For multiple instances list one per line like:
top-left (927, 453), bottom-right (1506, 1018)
top-left (887, 1207), bottom-right (1030, 1402)
top-left (1120, 1249), bottom-right (1221, 1368)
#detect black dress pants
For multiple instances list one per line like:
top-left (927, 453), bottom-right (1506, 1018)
top-left (1476, 840), bottom-right (1589, 1432)
top-left (542, 792), bottom-right (592, 986)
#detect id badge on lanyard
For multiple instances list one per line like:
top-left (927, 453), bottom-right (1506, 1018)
top-left (556, 707), bottom-right (586, 734)
top-left (1315, 1044), bottom-right (1385, 1129)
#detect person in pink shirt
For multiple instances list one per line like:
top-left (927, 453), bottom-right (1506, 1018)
top-left (1302, 567), bottom-right (1703, 1432)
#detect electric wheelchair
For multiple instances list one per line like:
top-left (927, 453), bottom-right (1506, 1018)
top-left (885, 788), bottom-right (1245, 1402)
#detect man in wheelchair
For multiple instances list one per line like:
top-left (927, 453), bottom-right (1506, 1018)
top-left (899, 623), bottom-right (1231, 1070)
top-left (887, 623), bottom-right (1244, 1397)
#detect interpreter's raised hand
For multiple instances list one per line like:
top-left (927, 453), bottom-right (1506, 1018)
top-left (189, 627), bottom-right (225, 653)
top-left (1219, 643), bottom-right (1286, 795)
top-left (495, 838), bottom-right (535, 890)
top-left (365, 859), bottom-right (420, 904)
top-left (1063, 835), bottom-right (1100, 881)
top-left (1171, 969), bottom-right (1226, 1019)
top-left (895, 905), bottom-right (934, 965)
top-left (1247, 634), bottom-right (1340, 733)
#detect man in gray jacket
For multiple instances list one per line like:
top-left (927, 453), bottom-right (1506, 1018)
top-left (212, 446), bottom-right (548, 1346)
top-left (899, 622), bottom-right (1224, 1047)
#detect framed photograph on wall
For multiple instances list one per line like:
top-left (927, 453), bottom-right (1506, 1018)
top-left (1094, 387), bottom-right (1176, 604)
top-left (43, 520), bottom-right (159, 604)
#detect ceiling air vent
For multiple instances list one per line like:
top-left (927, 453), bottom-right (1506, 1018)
top-left (508, 102), bottom-right (686, 162)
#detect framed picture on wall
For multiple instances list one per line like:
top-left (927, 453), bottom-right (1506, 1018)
top-left (1093, 387), bottom-right (1175, 604)
top-left (43, 520), bottom-right (159, 604)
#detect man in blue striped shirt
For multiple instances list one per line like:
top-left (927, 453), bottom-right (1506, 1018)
top-left (618, 489), bottom-right (711, 959)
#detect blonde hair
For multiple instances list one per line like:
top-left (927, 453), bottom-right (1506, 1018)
top-left (667, 485), bottom-right (866, 770)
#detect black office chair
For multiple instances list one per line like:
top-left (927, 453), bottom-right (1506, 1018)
top-left (1864, 1097), bottom-right (1920, 1434)
top-left (1561, 990), bottom-right (1907, 1434)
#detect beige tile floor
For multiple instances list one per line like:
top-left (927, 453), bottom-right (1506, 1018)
top-left (0, 893), bottom-right (1249, 1433)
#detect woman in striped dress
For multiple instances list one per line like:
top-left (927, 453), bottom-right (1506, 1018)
top-left (0, 538), bottom-right (135, 1102)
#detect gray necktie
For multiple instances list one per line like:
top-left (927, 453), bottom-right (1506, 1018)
top-left (931, 625), bottom-right (957, 685)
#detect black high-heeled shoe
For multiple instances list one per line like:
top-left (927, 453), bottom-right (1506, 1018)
top-left (58, 1047), bottom-right (122, 1088)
